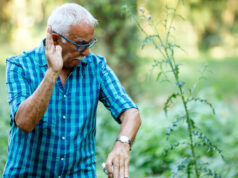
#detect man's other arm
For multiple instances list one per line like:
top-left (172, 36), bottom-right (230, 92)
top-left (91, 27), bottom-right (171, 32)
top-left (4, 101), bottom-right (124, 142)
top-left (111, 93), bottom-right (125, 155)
top-left (106, 108), bottom-right (142, 178)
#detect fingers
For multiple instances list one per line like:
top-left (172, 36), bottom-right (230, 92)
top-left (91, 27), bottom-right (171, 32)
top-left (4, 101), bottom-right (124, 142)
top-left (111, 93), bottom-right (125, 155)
top-left (46, 25), bottom-right (54, 50)
top-left (106, 156), bottom-right (113, 178)
top-left (113, 157), bottom-right (119, 178)
top-left (125, 156), bottom-right (129, 178)
top-left (120, 156), bottom-right (125, 178)
top-left (106, 142), bottom-right (130, 178)
top-left (45, 25), bottom-right (63, 72)
top-left (47, 25), bottom-right (52, 34)
top-left (106, 154), bottom-right (129, 178)
top-left (55, 45), bottom-right (62, 54)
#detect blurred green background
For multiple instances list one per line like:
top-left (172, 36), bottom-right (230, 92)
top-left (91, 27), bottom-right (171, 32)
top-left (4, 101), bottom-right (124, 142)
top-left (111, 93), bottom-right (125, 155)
top-left (0, 0), bottom-right (238, 177)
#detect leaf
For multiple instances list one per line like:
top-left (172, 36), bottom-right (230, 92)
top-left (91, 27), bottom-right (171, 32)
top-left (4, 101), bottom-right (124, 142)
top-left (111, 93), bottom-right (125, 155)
top-left (164, 141), bottom-right (188, 155)
top-left (172, 157), bottom-right (192, 178)
top-left (193, 130), bottom-right (224, 159)
top-left (174, 64), bottom-right (181, 76)
top-left (166, 115), bottom-right (185, 139)
top-left (199, 167), bottom-right (221, 178)
top-left (147, 59), bottom-right (163, 80)
top-left (141, 35), bottom-right (161, 49)
top-left (156, 72), bottom-right (162, 81)
top-left (173, 44), bottom-right (186, 52)
top-left (163, 93), bottom-right (180, 117)
top-left (190, 118), bottom-right (196, 129)
top-left (187, 97), bottom-right (216, 115)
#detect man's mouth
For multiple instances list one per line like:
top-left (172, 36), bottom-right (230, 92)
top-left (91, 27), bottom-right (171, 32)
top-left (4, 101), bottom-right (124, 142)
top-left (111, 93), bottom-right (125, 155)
top-left (74, 56), bottom-right (85, 61)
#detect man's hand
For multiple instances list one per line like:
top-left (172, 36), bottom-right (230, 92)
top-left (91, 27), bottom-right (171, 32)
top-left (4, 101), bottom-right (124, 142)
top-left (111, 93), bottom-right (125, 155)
top-left (105, 108), bottom-right (141, 178)
top-left (45, 25), bottom-right (63, 74)
top-left (106, 141), bottom-right (130, 178)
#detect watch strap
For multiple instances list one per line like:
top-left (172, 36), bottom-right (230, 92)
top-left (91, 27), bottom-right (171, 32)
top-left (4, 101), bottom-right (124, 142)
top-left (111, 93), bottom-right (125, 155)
top-left (116, 136), bottom-right (132, 150)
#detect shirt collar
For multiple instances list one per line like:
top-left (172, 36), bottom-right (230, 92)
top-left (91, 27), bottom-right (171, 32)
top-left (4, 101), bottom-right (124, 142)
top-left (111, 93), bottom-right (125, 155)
top-left (35, 39), bottom-right (91, 67)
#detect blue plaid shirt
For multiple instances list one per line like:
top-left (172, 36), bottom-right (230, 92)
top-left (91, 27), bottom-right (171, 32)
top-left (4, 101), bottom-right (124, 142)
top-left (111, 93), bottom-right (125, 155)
top-left (3, 40), bottom-right (137, 177)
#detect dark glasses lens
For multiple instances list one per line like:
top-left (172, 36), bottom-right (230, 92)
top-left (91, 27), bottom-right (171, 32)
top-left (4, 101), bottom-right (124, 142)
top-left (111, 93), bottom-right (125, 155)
top-left (76, 38), bottom-right (97, 52)
top-left (76, 46), bottom-right (88, 52)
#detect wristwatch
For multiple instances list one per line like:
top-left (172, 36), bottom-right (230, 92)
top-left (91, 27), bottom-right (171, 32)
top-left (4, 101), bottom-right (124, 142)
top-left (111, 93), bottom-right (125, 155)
top-left (116, 136), bottom-right (132, 150)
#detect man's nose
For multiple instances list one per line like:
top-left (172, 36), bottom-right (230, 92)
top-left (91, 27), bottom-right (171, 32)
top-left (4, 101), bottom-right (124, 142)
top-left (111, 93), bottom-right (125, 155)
top-left (80, 48), bottom-right (90, 57)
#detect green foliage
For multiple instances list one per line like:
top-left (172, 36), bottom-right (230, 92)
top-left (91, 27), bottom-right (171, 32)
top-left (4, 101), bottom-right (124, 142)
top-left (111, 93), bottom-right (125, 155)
top-left (141, 35), bottom-right (161, 49)
top-left (172, 157), bottom-right (192, 178)
top-left (187, 97), bottom-right (215, 115)
top-left (199, 167), bottom-right (221, 178)
top-left (192, 130), bottom-right (223, 159)
top-left (166, 115), bottom-right (185, 139)
top-left (0, 65), bottom-right (10, 175)
top-left (135, 0), bottom-right (226, 177)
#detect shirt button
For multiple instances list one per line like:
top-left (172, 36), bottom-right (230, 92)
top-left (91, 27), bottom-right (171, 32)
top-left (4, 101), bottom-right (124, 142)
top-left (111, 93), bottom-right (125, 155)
top-left (61, 157), bottom-right (64, 161)
top-left (64, 95), bottom-right (66, 98)
top-left (62, 136), bottom-right (65, 140)
top-left (63, 115), bottom-right (66, 119)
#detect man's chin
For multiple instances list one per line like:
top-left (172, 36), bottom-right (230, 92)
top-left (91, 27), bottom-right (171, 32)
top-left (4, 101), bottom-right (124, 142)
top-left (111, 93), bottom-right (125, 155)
top-left (71, 59), bottom-right (81, 66)
top-left (63, 60), bottom-right (81, 69)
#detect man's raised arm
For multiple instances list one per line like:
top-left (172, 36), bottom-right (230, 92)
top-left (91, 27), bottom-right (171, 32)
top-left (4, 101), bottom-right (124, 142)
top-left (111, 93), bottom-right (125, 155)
top-left (14, 26), bottom-right (63, 133)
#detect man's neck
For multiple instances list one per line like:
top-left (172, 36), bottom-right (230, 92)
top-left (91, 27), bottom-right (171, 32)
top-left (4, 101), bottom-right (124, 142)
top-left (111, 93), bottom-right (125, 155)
top-left (60, 68), bottom-right (74, 78)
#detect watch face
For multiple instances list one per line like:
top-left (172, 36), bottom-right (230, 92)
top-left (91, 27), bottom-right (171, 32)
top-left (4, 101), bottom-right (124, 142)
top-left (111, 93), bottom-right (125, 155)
top-left (120, 136), bottom-right (129, 142)
top-left (116, 136), bottom-right (131, 149)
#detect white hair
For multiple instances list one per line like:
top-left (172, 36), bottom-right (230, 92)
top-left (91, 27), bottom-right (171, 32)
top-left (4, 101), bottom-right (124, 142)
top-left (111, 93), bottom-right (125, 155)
top-left (47, 3), bottom-right (98, 37)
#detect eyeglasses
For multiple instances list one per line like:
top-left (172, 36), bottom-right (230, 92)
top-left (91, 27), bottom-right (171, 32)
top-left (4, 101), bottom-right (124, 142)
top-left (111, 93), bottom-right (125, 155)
top-left (52, 30), bottom-right (97, 52)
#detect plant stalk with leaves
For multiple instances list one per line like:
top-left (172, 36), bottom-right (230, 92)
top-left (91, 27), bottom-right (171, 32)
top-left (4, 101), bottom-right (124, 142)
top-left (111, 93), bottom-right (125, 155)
top-left (131, 0), bottom-right (223, 177)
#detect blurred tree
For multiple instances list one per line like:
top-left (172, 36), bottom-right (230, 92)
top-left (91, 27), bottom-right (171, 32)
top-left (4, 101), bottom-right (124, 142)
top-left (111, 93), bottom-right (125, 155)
top-left (138, 0), bottom-right (238, 54)
top-left (189, 0), bottom-right (225, 50)
top-left (82, 0), bottom-right (140, 97)
top-left (0, 0), bottom-right (13, 41)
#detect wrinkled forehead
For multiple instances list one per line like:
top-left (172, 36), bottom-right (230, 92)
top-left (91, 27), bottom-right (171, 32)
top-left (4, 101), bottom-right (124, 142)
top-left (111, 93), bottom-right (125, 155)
top-left (68, 22), bottom-right (95, 43)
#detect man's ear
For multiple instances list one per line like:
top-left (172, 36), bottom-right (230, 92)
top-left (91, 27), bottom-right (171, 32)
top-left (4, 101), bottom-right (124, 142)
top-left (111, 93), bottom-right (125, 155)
top-left (51, 33), bottom-right (59, 46)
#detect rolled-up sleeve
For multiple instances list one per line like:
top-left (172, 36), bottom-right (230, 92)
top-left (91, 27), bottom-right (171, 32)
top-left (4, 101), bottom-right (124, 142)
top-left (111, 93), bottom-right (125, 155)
top-left (99, 58), bottom-right (138, 123)
top-left (5, 60), bottom-right (31, 125)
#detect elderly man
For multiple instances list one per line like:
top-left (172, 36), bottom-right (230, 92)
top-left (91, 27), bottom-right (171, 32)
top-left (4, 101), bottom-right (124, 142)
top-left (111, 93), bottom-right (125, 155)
top-left (3, 3), bottom-right (141, 178)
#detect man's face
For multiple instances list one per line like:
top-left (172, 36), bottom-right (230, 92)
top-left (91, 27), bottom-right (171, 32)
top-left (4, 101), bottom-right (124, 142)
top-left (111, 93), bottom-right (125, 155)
top-left (57, 22), bottom-right (95, 69)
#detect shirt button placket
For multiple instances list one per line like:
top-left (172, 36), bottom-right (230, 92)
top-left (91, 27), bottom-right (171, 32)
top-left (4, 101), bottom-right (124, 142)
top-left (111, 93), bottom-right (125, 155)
top-left (61, 93), bottom-right (66, 171)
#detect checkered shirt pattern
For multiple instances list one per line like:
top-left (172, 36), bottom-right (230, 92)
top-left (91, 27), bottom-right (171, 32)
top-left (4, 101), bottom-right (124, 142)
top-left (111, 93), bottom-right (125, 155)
top-left (3, 40), bottom-right (137, 177)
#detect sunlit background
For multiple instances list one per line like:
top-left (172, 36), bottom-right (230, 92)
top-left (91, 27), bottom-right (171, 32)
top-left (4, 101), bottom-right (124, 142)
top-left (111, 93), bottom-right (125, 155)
top-left (0, 0), bottom-right (238, 177)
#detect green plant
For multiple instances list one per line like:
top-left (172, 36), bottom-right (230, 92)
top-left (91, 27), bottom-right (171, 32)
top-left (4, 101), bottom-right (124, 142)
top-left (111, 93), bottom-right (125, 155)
top-left (128, 0), bottom-right (224, 177)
